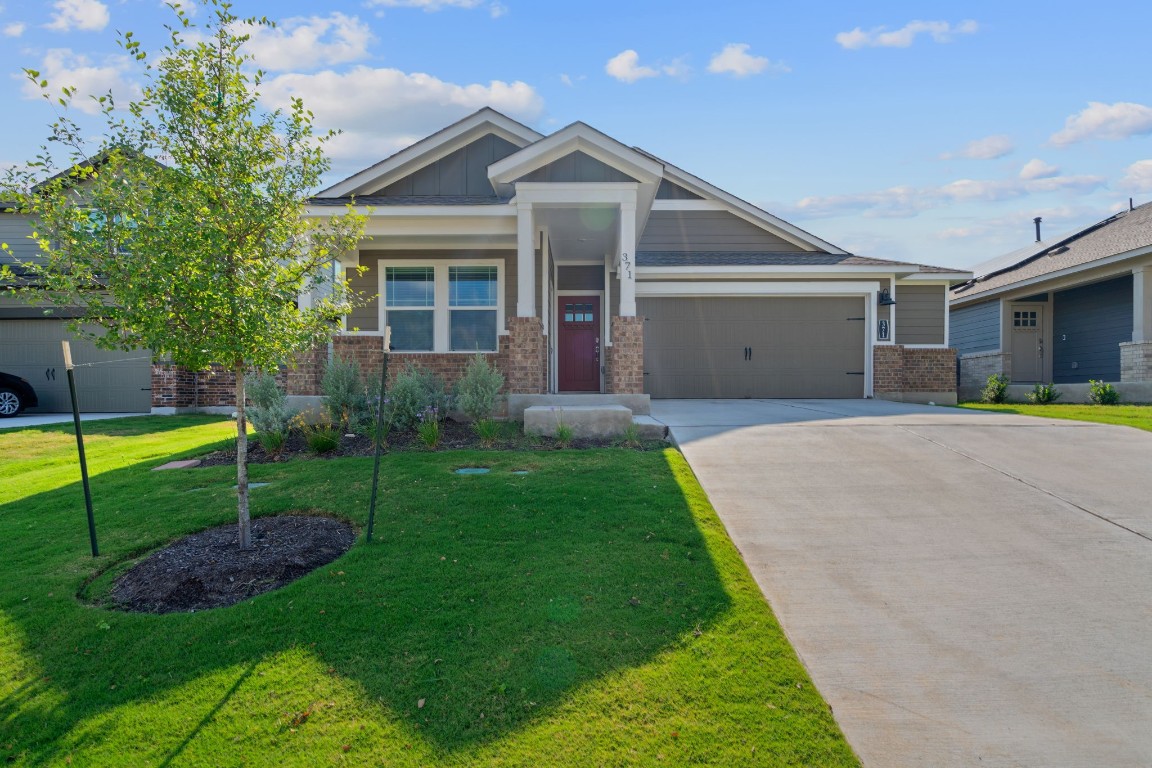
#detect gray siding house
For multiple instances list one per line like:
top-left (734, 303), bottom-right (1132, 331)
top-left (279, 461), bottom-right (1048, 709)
top-left (950, 202), bottom-right (1152, 400)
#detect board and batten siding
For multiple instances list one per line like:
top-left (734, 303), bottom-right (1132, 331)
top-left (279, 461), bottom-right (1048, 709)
top-left (1052, 275), bottom-right (1132, 384)
top-left (517, 151), bottom-right (636, 184)
top-left (949, 299), bottom-right (1000, 355)
top-left (894, 284), bottom-right (946, 345)
top-left (377, 134), bottom-right (520, 197)
top-left (348, 250), bottom-right (519, 334)
top-left (637, 210), bottom-right (796, 252)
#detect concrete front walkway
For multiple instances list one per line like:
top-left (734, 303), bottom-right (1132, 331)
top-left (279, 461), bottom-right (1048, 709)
top-left (0, 412), bottom-right (147, 430)
top-left (651, 399), bottom-right (1152, 768)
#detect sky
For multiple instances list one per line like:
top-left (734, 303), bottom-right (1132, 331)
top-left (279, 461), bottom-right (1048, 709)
top-left (1, 0), bottom-right (1150, 270)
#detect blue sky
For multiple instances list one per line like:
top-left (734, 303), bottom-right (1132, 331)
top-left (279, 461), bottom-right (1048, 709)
top-left (2, 0), bottom-right (1150, 269)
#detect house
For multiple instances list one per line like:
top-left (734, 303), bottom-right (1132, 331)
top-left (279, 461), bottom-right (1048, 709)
top-left (950, 202), bottom-right (1152, 401)
top-left (6, 108), bottom-right (970, 413)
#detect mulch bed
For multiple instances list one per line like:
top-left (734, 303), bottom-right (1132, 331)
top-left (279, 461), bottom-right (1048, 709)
top-left (198, 419), bottom-right (660, 467)
top-left (109, 515), bottom-right (356, 614)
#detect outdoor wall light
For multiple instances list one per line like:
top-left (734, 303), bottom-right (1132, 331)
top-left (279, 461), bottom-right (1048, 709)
top-left (878, 288), bottom-right (896, 306)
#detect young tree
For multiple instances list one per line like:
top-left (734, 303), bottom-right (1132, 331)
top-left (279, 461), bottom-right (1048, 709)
top-left (1, 1), bottom-right (365, 549)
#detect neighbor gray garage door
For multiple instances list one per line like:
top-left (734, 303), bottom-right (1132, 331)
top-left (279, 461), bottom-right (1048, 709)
top-left (0, 320), bottom-right (152, 412)
top-left (639, 296), bottom-right (866, 398)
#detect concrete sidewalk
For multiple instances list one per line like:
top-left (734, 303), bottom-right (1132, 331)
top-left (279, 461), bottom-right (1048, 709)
top-left (652, 399), bottom-right (1152, 768)
top-left (0, 412), bottom-right (148, 430)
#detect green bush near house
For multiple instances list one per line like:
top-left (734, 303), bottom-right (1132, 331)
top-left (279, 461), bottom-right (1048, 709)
top-left (1026, 382), bottom-right (1062, 404)
top-left (1088, 379), bottom-right (1121, 405)
top-left (981, 373), bottom-right (1011, 404)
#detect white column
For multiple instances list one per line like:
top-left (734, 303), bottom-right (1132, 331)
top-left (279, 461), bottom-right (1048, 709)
top-left (1133, 266), bottom-right (1152, 342)
top-left (618, 202), bottom-right (637, 317)
top-left (540, 230), bottom-right (549, 335)
top-left (516, 202), bottom-right (535, 317)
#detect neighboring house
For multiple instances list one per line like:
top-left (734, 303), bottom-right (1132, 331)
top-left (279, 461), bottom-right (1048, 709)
top-left (950, 202), bottom-right (1152, 400)
top-left (5, 108), bottom-right (971, 412)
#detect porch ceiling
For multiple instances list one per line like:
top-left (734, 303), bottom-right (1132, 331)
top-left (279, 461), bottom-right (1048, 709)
top-left (537, 206), bottom-right (620, 263)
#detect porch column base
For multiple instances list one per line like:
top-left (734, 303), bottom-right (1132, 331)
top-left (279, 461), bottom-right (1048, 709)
top-left (606, 316), bottom-right (644, 394)
top-left (1120, 341), bottom-right (1152, 382)
top-left (502, 317), bottom-right (546, 394)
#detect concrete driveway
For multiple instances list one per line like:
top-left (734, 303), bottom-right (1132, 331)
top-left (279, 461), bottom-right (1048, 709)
top-left (0, 412), bottom-right (147, 430)
top-left (651, 399), bottom-right (1152, 768)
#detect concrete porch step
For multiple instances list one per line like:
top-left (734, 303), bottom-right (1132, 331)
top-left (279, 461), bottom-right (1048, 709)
top-left (523, 405), bottom-right (669, 441)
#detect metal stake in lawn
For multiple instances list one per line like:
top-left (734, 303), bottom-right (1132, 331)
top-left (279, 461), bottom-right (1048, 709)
top-left (366, 327), bottom-right (391, 543)
top-left (62, 340), bottom-right (99, 557)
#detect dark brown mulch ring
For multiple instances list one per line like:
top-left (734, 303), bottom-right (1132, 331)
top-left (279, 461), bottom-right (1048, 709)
top-left (109, 515), bottom-right (356, 614)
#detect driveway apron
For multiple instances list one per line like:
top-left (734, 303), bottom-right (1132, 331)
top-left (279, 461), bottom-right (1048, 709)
top-left (652, 399), bottom-right (1152, 768)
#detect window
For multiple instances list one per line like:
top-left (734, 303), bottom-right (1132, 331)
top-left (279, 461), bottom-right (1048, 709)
top-left (449, 266), bottom-right (497, 351)
top-left (381, 262), bottom-right (501, 352)
top-left (1013, 310), bottom-right (1037, 328)
top-left (385, 267), bottom-right (435, 351)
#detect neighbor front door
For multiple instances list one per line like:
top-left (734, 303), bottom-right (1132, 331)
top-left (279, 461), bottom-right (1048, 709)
top-left (1010, 305), bottom-right (1045, 382)
top-left (558, 295), bottom-right (601, 391)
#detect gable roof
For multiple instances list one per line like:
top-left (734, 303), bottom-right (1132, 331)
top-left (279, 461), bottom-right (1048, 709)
top-left (317, 108), bottom-right (543, 198)
top-left (952, 201), bottom-right (1152, 301)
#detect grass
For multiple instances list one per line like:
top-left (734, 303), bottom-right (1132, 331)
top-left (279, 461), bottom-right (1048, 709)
top-left (0, 416), bottom-right (857, 767)
top-left (958, 402), bottom-right (1152, 432)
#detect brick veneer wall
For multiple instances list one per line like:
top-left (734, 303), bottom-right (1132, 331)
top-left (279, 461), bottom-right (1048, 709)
top-left (606, 316), bottom-right (644, 394)
top-left (957, 351), bottom-right (1010, 398)
top-left (503, 317), bottom-right (546, 394)
top-left (873, 345), bottom-right (957, 398)
top-left (151, 363), bottom-right (240, 408)
top-left (1120, 341), bottom-right (1152, 382)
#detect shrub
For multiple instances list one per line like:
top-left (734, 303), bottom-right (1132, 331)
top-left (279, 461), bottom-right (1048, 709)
top-left (1088, 379), bottom-right (1120, 405)
top-left (555, 422), bottom-right (574, 447)
top-left (455, 354), bottom-right (504, 422)
top-left (1026, 382), bottom-right (1062, 404)
top-left (293, 411), bottom-right (340, 455)
top-left (257, 430), bottom-right (286, 458)
top-left (416, 406), bottom-right (441, 449)
top-left (387, 364), bottom-right (451, 432)
top-left (473, 418), bottom-right (500, 447)
top-left (617, 423), bottom-right (641, 448)
top-left (981, 373), bottom-right (1010, 404)
top-left (322, 357), bottom-right (372, 434)
top-left (247, 373), bottom-right (291, 435)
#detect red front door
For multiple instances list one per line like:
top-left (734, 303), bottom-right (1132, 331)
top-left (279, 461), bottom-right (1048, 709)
top-left (558, 295), bottom-right (601, 391)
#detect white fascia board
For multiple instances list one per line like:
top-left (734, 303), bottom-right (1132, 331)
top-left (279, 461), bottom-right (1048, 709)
top-left (900, 272), bottom-right (972, 283)
top-left (317, 110), bottom-right (543, 198)
top-left (651, 199), bottom-right (726, 211)
top-left (361, 216), bottom-right (516, 238)
top-left (305, 204), bottom-right (515, 218)
top-left (950, 244), bottom-right (1152, 307)
top-left (513, 182), bottom-right (639, 206)
top-left (488, 123), bottom-right (664, 189)
top-left (638, 265), bottom-right (920, 279)
top-left (658, 163), bottom-right (847, 255)
top-left (637, 280), bottom-right (880, 297)
top-left (358, 238), bottom-right (514, 249)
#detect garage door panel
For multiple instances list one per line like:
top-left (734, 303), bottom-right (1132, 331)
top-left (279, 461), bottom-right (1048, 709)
top-left (0, 320), bottom-right (152, 412)
top-left (640, 296), bottom-right (866, 399)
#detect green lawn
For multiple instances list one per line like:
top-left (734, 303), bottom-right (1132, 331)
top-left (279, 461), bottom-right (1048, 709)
top-left (958, 402), bottom-right (1152, 432)
top-left (0, 416), bottom-right (857, 767)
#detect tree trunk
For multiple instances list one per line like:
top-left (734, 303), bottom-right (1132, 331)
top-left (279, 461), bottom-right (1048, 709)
top-left (235, 365), bottom-right (252, 550)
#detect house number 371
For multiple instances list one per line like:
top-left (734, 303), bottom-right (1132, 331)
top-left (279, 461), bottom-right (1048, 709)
top-left (620, 252), bottom-right (633, 279)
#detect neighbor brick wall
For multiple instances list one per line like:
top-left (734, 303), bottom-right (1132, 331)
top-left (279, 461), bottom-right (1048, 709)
top-left (1120, 341), bottom-right (1152, 382)
top-left (873, 345), bottom-right (957, 397)
top-left (958, 351), bottom-right (1010, 397)
top-left (606, 316), bottom-right (644, 394)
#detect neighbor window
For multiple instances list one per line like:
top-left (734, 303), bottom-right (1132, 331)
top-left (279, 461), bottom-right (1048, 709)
top-left (381, 262), bottom-right (501, 352)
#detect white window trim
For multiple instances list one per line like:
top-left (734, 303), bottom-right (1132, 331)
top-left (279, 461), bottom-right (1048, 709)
top-left (376, 258), bottom-right (505, 353)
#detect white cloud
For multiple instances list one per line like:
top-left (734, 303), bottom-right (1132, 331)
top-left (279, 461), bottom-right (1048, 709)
top-left (605, 50), bottom-right (659, 83)
top-left (1120, 160), bottom-right (1152, 192)
top-left (259, 67), bottom-right (543, 163)
top-left (836, 19), bottom-right (978, 49)
top-left (20, 49), bottom-right (139, 114)
top-left (1019, 159), bottom-right (1059, 180)
top-left (241, 13), bottom-right (373, 71)
top-left (488, 2), bottom-right (508, 17)
top-left (788, 172), bottom-right (1104, 220)
top-left (941, 134), bottom-right (1014, 160)
top-left (707, 43), bottom-right (787, 77)
top-left (44, 0), bottom-right (109, 32)
top-left (3, 21), bottom-right (25, 37)
top-left (1050, 101), bottom-right (1152, 146)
